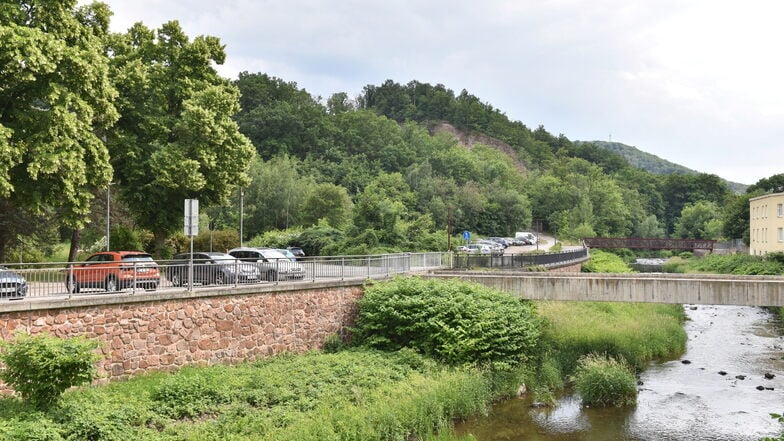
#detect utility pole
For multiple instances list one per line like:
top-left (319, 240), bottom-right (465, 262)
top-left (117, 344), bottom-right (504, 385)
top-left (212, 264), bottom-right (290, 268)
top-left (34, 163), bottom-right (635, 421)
top-left (447, 206), bottom-right (452, 251)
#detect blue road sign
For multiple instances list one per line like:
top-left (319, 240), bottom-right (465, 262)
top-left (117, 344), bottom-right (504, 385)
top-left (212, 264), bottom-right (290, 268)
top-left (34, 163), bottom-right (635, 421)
top-left (462, 230), bottom-right (471, 240)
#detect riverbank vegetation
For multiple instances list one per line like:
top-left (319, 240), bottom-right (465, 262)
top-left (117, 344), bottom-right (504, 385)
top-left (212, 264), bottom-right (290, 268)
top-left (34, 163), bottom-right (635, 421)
top-left (663, 253), bottom-right (784, 322)
top-left (0, 277), bottom-right (689, 439)
top-left (573, 354), bottom-right (637, 407)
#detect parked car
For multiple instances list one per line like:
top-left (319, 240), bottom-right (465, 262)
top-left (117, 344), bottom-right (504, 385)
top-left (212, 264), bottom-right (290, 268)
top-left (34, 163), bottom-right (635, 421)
top-left (465, 244), bottom-right (492, 254)
top-left (287, 246), bottom-right (306, 260)
top-left (166, 252), bottom-right (261, 286)
top-left (275, 248), bottom-right (298, 262)
top-left (455, 245), bottom-right (470, 253)
top-left (65, 251), bottom-right (159, 293)
top-left (515, 231), bottom-right (538, 245)
top-left (0, 266), bottom-right (27, 299)
top-left (228, 247), bottom-right (305, 281)
top-left (488, 237), bottom-right (510, 247)
top-left (477, 240), bottom-right (504, 251)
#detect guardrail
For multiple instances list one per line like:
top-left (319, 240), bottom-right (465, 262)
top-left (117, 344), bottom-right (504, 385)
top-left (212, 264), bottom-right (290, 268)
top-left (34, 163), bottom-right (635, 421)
top-left (451, 248), bottom-right (588, 269)
top-left (0, 249), bottom-right (587, 301)
top-left (0, 252), bottom-right (450, 300)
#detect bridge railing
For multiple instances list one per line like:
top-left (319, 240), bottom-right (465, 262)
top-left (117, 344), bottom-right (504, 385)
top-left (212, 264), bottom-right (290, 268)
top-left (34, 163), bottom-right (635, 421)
top-left (451, 248), bottom-right (588, 270)
top-left (0, 252), bottom-right (453, 301)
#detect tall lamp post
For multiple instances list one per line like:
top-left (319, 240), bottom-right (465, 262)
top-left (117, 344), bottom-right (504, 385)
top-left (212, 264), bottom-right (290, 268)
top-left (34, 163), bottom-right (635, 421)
top-left (239, 187), bottom-right (244, 248)
top-left (106, 183), bottom-right (113, 251)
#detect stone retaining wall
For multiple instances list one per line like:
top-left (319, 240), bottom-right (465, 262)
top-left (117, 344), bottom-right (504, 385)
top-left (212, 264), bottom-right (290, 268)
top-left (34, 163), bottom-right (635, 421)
top-left (0, 285), bottom-right (363, 388)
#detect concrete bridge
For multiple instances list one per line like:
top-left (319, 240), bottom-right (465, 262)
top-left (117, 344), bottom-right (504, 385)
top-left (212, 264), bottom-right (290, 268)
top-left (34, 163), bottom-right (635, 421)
top-left (423, 271), bottom-right (784, 307)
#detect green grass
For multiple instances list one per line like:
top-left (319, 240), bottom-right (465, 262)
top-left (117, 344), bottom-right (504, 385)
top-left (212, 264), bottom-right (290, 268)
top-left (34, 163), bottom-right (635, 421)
top-left (574, 353), bottom-right (637, 407)
top-left (0, 349), bottom-right (499, 441)
top-left (538, 301), bottom-right (687, 374)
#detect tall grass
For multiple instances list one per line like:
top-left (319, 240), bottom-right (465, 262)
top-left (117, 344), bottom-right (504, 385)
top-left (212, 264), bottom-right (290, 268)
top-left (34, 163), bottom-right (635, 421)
top-left (574, 353), bottom-right (637, 407)
top-left (538, 301), bottom-right (687, 374)
top-left (0, 349), bottom-right (499, 441)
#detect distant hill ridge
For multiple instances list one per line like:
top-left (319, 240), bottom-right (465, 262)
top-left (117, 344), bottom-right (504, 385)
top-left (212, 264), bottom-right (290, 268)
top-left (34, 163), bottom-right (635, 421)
top-left (583, 140), bottom-right (748, 193)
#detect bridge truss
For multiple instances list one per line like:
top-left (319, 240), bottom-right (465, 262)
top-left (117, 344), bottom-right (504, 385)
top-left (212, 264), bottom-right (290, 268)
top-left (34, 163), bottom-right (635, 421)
top-left (583, 237), bottom-right (715, 250)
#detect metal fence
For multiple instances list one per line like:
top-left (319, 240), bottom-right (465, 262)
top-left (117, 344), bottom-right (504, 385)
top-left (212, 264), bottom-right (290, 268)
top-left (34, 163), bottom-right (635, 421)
top-left (451, 248), bottom-right (588, 270)
top-left (0, 249), bottom-right (588, 301)
top-left (0, 252), bottom-right (450, 301)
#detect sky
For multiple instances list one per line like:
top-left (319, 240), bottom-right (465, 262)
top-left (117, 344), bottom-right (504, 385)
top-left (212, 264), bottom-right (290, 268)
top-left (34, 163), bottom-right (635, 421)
top-left (98, 0), bottom-right (784, 185)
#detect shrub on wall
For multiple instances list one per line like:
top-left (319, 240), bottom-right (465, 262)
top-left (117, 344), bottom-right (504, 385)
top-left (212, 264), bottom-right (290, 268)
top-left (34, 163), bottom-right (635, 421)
top-left (351, 277), bottom-right (542, 368)
top-left (0, 333), bottom-right (100, 409)
top-left (582, 250), bottom-right (633, 273)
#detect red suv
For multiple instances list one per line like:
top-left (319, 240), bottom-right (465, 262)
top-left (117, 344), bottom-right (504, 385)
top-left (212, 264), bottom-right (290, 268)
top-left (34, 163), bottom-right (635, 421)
top-left (65, 251), bottom-right (160, 293)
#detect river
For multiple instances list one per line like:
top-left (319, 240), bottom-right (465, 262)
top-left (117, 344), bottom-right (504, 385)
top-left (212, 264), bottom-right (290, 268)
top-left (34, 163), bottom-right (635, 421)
top-left (455, 305), bottom-right (784, 440)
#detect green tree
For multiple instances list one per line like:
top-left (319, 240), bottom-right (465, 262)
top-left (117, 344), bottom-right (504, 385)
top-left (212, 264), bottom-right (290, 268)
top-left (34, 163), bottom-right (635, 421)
top-left (674, 201), bottom-right (724, 240)
top-left (243, 155), bottom-right (306, 235)
top-left (722, 191), bottom-right (760, 244)
top-left (107, 21), bottom-right (254, 256)
top-left (0, 0), bottom-right (118, 260)
top-left (633, 214), bottom-right (666, 238)
top-left (747, 173), bottom-right (784, 194)
top-left (300, 182), bottom-right (352, 228)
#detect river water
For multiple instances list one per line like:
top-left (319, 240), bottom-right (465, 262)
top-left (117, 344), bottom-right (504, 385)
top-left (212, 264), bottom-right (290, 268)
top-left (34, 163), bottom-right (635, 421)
top-left (455, 305), bottom-right (784, 440)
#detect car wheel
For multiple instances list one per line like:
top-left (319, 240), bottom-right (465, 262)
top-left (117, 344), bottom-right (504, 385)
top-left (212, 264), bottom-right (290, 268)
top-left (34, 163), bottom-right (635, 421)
top-left (66, 275), bottom-right (80, 293)
top-left (170, 272), bottom-right (182, 287)
top-left (214, 272), bottom-right (225, 285)
top-left (105, 277), bottom-right (118, 292)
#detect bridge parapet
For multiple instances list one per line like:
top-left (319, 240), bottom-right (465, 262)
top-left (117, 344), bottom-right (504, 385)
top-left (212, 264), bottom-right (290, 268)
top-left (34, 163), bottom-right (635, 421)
top-left (425, 271), bottom-right (784, 307)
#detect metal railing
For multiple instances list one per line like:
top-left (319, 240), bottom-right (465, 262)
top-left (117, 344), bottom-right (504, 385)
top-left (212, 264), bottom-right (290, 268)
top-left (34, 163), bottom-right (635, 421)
top-left (0, 252), bottom-right (450, 301)
top-left (0, 249), bottom-right (587, 301)
top-left (451, 248), bottom-right (588, 270)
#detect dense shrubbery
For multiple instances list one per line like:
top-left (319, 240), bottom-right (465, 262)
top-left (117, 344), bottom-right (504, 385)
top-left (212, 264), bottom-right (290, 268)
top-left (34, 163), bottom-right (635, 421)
top-left (582, 250), bottom-right (633, 273)
top-left (351, 277), bottom-right (542, 367)
top-left (0, 350), bottom-right (496, 440)
top-left (663, 253), bottom-right (784, 276)
top-left (573, 353), bottom-right (637, 407)
top-left (0, 333), bottom-right (100, 409)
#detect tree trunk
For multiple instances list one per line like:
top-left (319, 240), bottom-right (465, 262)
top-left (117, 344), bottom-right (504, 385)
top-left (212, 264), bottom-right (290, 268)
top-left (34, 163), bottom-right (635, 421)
top-left (153, 231), bottom-right (167, 259)
top-left (68, 229), bottom-right (81, 262)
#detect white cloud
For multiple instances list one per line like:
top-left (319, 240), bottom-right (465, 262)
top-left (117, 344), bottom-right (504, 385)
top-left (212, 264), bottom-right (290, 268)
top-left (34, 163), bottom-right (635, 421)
top-left (94, 0), bottom-right (784, 185)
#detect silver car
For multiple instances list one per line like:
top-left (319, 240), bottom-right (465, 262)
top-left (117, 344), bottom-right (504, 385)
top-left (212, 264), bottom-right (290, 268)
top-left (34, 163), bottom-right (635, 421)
top-left (0, 266), bottom-right (28, 299)
top-left (228, 247), bottom-right (305, 281)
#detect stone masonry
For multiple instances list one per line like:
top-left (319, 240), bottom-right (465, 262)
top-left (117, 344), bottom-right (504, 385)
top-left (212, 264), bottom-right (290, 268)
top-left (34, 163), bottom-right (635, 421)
top-left (0, 285), bottom-right (363, 388)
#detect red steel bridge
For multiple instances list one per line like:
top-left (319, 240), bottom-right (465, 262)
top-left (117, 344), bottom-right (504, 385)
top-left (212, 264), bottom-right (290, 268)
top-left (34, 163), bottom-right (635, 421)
top-left (583, 237), bottom-right (715, 251)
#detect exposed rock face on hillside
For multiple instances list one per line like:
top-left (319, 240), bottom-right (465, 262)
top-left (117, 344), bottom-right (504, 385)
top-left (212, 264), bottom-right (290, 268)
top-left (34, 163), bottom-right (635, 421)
top-left (428, 122), bottom-right (528, 173)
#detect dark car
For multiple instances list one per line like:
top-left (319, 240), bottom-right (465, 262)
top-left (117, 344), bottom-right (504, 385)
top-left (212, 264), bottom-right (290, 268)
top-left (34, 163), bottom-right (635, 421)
top-left (66, 251), bottom-right (160, 293)
top-left (287, 247), bottom-right (306, 261)
top-left (166, 252), bottom-right (261, 286)
top-left (0, 266), bottom-right (27, 299)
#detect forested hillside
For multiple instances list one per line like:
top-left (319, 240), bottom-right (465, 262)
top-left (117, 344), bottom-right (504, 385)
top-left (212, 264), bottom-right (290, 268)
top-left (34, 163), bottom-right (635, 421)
top-left (0, 2), bottom-right (774, 261)
top-left (585, 141), bottom-right (748, 194)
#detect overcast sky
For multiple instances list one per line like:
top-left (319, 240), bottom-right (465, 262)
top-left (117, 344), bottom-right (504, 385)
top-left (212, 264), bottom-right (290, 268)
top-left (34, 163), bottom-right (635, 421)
top-left (99, 0), bottom-right (784, 185)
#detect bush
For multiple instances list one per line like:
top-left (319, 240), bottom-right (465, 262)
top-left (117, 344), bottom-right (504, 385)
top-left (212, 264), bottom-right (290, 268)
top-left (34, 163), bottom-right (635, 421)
top-left (573, 353), bottom-right (637, 407)
top-left (582, 250), bottom-right (633, 273)
top-left (152, 372), bottom-right (230, 419)
top-left (351, 277), bottom-right (542, 367)
top-left (0, 333), bottom-right (100, 409)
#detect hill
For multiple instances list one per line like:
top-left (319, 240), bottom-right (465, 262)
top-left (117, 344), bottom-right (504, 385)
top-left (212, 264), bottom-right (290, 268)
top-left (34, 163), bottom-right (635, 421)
top-left (583, 140), bottom-right (748, 193)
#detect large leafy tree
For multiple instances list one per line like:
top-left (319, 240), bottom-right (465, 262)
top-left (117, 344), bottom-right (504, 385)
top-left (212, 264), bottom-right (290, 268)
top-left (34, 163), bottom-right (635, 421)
top-left (107, 21), bottom-right (254, 255)
top-left (0, 0), bottom-right (118, 260)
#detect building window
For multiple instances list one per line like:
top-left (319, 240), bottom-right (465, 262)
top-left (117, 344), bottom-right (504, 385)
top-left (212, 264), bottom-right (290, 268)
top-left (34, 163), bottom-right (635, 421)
top-left (779, 227), bottom-right (784, 242)
top-left (778, 203), bottom-right (783, 217)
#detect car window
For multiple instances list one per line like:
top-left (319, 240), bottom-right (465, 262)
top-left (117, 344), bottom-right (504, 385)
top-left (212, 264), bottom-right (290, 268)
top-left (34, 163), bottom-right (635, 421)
top-left (122, 254), bottom-right (154, 262)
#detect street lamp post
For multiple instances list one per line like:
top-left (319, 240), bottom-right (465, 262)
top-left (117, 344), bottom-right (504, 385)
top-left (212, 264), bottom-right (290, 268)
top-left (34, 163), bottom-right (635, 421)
top-left (239, 187), bottom-right (244, 248)
top-left (106, 183), bottom-right (112, 251)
